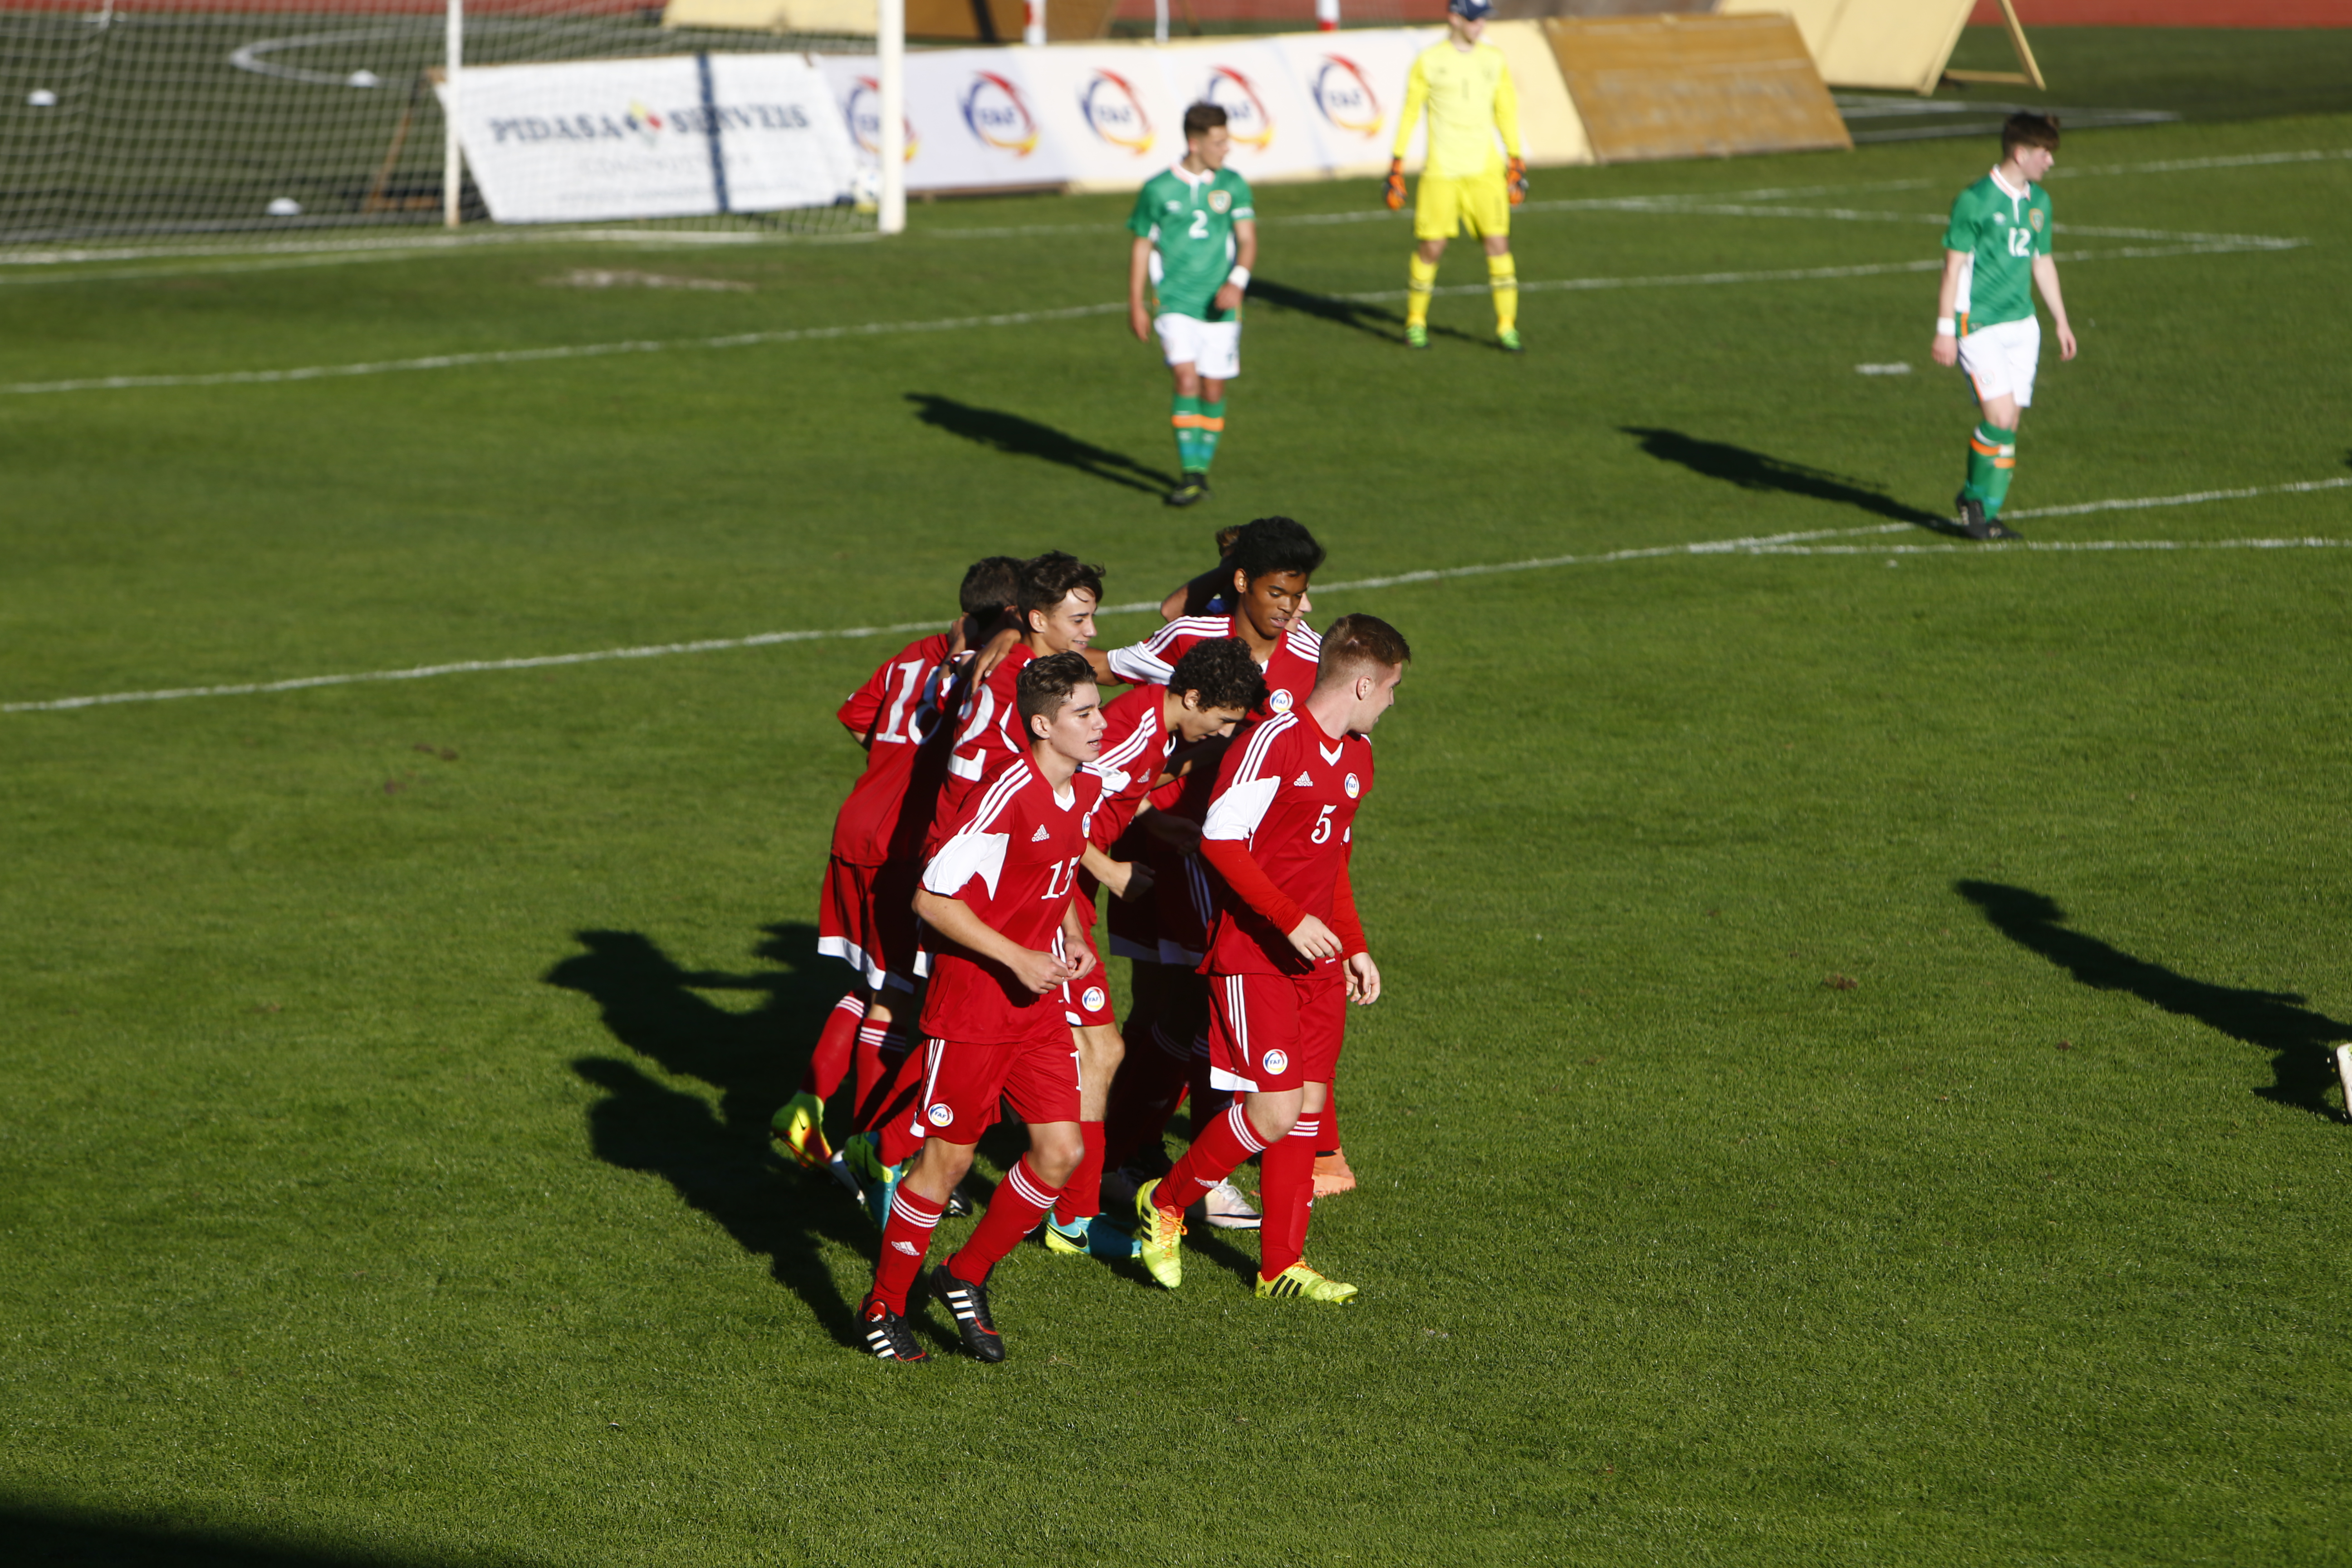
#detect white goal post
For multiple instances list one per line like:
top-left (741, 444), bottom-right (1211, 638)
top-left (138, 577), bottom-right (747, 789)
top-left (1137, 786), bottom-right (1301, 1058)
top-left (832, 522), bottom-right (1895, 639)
top-left (0, 0), bottom-right (899, 251)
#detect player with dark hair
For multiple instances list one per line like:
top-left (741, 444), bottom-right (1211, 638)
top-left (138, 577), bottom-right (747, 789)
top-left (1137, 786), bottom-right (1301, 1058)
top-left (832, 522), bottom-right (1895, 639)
top-left (1159, 526), bottom-right (1245, 622)
top-left (1387, 0), bottom-right (1526, 352)
top-left (1130, 102), bottom-right (1258, 508)
top-left (1046, 637), bottom-right (1267, 1262)
top-left (858, 652), bottom-right (1109, 1364)
top-left (1933, 111), bottom-right (2077, 541)
top-left (839, 551), bottom-right (1126, 1223)
top-left (932, 551), bottom-right (1104, 838)
top-left (775, 556), bottom-right (1022, 1173)
top-left (1134, 614), bottom-right (1411, 1305)
top-left (1097, 516), bottom-right (1325, 711)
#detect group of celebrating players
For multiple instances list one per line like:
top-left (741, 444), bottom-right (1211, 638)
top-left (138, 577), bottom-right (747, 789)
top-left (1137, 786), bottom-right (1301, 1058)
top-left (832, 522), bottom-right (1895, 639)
top-left (773, 517), bottom-right (1410, 1363)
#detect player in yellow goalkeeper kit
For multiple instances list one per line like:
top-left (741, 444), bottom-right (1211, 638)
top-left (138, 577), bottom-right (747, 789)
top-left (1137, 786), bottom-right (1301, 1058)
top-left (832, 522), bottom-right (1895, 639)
top-left (1387, 0), bottom-right (1526, 352)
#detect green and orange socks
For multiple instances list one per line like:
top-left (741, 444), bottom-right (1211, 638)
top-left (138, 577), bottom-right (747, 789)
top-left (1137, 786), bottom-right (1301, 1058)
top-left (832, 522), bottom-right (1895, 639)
top-left (1962, 420), bottom-right (2018, 517)
top-left (1170, 394), bottom-right (1227, 478)
top-left (1196, 398), bottom-right (1225, 474)
top-left (1171, 393), bottom-right (1202, 473)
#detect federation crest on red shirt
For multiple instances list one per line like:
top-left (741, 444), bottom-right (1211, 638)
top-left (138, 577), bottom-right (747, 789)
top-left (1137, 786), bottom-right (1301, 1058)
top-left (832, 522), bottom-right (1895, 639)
top-left (1343, 772), bottom-right (1360, 799)
top-left (1269, 689), bottom-right (1294, 712)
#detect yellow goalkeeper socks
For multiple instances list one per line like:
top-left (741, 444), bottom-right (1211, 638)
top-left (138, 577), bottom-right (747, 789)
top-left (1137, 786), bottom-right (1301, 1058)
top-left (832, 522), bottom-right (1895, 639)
top-left (1406, 254), bottom-right (1436, 329)
top-left (1486, 252), bottom-right (1518, 334)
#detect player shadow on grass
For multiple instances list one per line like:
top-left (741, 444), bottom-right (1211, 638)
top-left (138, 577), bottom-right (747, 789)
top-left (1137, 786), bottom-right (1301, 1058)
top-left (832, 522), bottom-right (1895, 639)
top-left (1621, 427), bottom-right (1953, 530)
top-left (546, 925), bottom-right (881, 1347)
top-left (1245, 277), bottom-right (1487, 349)
top-left (0, 1505), bottom-right (471, 1568)
top-left (905, 393), bottom-right (1173, 495)
top-left (1957, 881), bottom-right (2351, 1118)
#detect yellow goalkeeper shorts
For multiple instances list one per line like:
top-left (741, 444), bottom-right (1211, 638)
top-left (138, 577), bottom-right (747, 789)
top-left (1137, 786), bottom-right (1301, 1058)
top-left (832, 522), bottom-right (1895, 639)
top-left (1413, 171), bottom-right (1510, 241)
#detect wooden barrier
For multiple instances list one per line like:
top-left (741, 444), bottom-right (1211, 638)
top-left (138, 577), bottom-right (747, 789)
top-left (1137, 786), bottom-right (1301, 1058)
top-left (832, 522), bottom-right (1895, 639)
top-left (1542, 11), bottom-right (1851, 162)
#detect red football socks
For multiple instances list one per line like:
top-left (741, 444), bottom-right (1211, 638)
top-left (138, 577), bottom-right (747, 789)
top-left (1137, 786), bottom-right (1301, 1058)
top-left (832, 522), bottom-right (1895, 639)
top-left (801, 992), bottom-right (867, 1098)
top-left (1316, 1086), bottom-right (1341, 1157)
top-left (851, 1016), bottom-right (894, 1104)
top-left (949, 1156), bottom-right (1063, 1283)
top-left (1155, 1102), bottom-right (1269, 1213)
top-left (1259, 1114), bottom-right (1318, 1280)
top-left (869, 1182), bottom-right (946, 1315)
top-left (1054, 1122), bottom-right (1105, 1225)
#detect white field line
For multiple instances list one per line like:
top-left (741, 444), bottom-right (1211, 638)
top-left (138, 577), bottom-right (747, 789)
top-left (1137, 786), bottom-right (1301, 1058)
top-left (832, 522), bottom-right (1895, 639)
top-left (0, 225), bottom-right (862, 270)
top-left (0, 301), bottom-right (1129, 396)
top-left (1750, 536), bottom-right (2352, 558)
top-left (3, 146), bottom-right (2337, 271)
top-left (8, 478), bottom-right (2347, 716)
top-left (0, 235), bottom-right (2298, 398)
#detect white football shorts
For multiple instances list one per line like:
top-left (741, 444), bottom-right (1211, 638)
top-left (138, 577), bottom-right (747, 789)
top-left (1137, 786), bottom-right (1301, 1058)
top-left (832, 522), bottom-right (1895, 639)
top-left (1957, 314), bottom-right (2041, 408)
top-left (1154, 313), bottom-right (1241, 380)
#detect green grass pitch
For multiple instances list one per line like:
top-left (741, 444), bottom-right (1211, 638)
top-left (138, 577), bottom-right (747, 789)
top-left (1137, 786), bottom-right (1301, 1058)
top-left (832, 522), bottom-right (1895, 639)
top-left (4, 97), bottom-right (2351, 1566)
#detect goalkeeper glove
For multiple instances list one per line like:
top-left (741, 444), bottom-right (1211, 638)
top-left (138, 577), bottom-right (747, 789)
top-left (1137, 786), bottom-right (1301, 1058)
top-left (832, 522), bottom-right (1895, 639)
top-left (1383, 158), bottom-right (1406, 211)
top-left (1507, 157), bottom-right (1528, 206)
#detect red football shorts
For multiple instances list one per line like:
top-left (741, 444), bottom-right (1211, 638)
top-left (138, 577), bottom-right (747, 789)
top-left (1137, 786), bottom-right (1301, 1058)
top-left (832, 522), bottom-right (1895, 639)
top-left (816, 856), bottom-right (920, 992)
top-left (906, 1030), bottom-right (1081, 1145)
top-left (1206, 968), bottom-right (1346, 1093)
top-left (1055, 926), bottom-right (1116, 1028)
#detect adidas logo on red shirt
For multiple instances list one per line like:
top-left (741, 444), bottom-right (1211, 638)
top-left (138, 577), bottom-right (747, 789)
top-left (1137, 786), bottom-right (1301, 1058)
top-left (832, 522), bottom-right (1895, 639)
top-left (1032, 824), bottom-right (1052, 842)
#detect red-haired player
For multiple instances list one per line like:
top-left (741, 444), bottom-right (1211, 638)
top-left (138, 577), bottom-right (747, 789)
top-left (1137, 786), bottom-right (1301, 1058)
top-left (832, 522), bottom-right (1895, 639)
top-left (858, 652), bottom-right (1109, 1364)
top-left (1133, 614), bottom-right (1411, 1304)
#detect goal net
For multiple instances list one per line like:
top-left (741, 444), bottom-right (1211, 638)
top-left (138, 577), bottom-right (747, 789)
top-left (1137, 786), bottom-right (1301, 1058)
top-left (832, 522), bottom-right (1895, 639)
top-left (0, 0), bottom-right (879, 251)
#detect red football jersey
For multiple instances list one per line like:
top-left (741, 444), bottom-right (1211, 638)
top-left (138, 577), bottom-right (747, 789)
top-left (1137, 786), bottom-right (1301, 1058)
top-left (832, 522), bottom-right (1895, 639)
top-left (1085, 682), bottom-right (1174, 847)
top-left (1105, 615), bottom-right (1321, 721)
top-left (928, 643), bottom-right (1034, 849)
top-left (826, 632), bottom-right (958, 867)
top-left (1199, 709), bottom-right (1374, 977)
top-left (919, 755), bottom-right (1105, 1044)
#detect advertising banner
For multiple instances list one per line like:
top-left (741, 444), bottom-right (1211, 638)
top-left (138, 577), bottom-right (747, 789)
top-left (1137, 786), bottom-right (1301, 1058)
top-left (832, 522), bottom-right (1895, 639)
top-left (811, 23), bottom-right (1599, 201)
top-left (1148, 37), bottom-right (1339, 186)
top-left (1263, 27), bottom-right (1440, 179)
top-left (816, 47), bottom-right (1078, 191)
top-left (443, 53), bottom-right (858, 223)
top-left (1019, 46), bottom-right (1191, 186)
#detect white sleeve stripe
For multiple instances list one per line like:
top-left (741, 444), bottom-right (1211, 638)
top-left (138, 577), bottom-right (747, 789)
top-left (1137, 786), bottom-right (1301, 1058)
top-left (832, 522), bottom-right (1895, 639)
top-left (965, 760), bottom-right (1033, 835)
top-left (1098, 718), bottom-right (1158, 770)
top-left (1107, 643), bottom-right (1174, 686)
top-left (1230, 711), bottom-right (1292, 788)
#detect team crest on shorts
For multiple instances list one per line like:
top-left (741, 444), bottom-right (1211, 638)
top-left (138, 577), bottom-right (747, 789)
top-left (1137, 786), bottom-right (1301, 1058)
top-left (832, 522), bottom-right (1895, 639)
top-left (1083, 985), bottom-right (1107, 1012)
top-left (926, 1102), bottom-right (954, 1127)
top-left (1269, 689), bottom-right (1294, 712)
top-left (1262, 1049), bottom-right (1290, 1076)
top-left (1208, 190), bottom-right (1231, 214)
top-left (1343, 772), bottom-right (1360, 799)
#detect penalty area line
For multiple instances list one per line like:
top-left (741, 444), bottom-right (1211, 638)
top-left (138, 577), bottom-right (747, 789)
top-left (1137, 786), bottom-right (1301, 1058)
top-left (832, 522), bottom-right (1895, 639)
top-left (6, 478), bottom-right (2347, 717)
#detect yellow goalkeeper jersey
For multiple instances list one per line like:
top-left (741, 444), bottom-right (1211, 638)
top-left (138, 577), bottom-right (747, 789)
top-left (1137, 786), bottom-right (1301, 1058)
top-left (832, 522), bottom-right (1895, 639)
top-left (1392, 39), bottom-right (1521, 181)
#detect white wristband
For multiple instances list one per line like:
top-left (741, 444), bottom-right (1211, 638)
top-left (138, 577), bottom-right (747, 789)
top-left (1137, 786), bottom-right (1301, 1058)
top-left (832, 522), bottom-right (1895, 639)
top-left (1225, 266), bottom-right (1250, 292)
top-left (1935, 316), bottom-right (1956, 336)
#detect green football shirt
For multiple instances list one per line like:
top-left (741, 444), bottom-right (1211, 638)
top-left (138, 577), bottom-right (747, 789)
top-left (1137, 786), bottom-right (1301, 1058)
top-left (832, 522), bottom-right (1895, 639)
top-left (1127, 163), bottom-right (1254, 323)
top-left (1943, 168), bottom-right (2053, 331)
